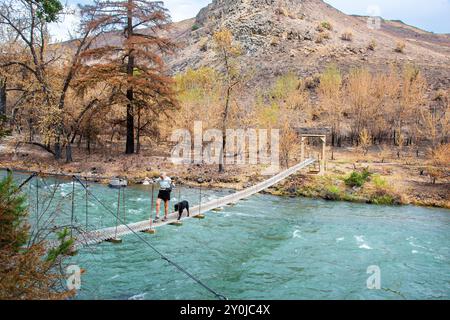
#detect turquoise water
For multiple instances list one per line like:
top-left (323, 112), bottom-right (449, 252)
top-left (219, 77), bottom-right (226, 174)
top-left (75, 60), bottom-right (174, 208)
top-left (4, 172), bottom-right (450, 300)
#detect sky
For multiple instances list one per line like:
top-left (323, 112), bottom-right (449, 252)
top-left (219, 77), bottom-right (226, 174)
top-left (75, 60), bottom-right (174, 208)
top-left (49, 0), bottom-right (450, 41)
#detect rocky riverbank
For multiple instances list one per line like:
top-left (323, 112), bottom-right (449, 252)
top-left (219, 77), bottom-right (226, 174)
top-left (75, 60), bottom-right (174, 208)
top-left (1, 140), bottom-right (448, 209)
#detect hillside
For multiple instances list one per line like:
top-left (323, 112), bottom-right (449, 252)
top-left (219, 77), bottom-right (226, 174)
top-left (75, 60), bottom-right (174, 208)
top-left (1, 0), bottom-right (448, 210)
top-left (162, 0), bottom-right (450, 90)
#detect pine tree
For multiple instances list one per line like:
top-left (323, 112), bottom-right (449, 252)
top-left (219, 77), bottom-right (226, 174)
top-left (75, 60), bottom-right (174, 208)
top-left (79, 0), bottom-right (178, 154)
top-left (0, 173), bottom-right (74, 299)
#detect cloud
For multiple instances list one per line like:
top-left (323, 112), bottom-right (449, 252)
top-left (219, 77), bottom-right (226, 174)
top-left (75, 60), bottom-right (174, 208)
top-left (324, 0), bottom-right (450, 33)
top-left (48, 4), bottom-right (81, 42)
top-left (48, 0), bottom-right (211, 42)
top-left (48, 0), bottom-right (449, 41)
top-left (165, 0), bottom-right (211, 22)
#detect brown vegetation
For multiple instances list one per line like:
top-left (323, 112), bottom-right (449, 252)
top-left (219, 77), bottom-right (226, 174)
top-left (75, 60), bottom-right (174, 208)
top-left (340, 29), bottom-right (353, 41)
top-left (395, 41), bottom-right (406, 53)
top-left (0, 173), bottom-right (75, 299)
top-left (0, 1), bottom-right (448, 208)
top-left (0, 0), bottom-right (176, 162)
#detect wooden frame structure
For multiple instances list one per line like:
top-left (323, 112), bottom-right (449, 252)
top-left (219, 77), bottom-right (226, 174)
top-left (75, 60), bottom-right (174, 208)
top-left (296, 127), bottom-right (330, 174)
top-left (300, 134), bottom-right (327, 174)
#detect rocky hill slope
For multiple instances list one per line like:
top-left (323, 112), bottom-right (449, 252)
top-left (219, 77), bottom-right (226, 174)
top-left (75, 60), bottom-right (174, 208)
top-left (163, 0), bottom-right (450, 90)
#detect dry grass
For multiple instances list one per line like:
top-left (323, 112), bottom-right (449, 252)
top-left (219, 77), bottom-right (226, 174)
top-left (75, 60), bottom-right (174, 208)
top-left (395, 41), bottom-right (406, 53)
top-left (317, 21), bottom-right (333, 32)
top-left (341, 29), bottom-right (353, 41)
top-left (316, 32), bottom-right (330, 43)
top-left (275, 7), bottom-right (288, 16)
top-left (367, 39), bottom-right (377, 51)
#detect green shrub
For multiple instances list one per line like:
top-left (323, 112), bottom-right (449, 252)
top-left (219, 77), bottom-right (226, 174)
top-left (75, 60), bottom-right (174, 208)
top-left (324, 185), bottom-right (342, 200)
top-left (321, 21), bottom-right (333, 31)
top-left (371, 175), bottom-right (388, 189)
top-left (46, 228), bottom-right (75, 262)
top-left (0, 173), bottom-right (28, 250)
top-left (269, 72), bottom-right (300, 100)
top-left (367, 175), bottom-right (402, 205)
top-left (344, 168), bottom-right (371, 187)
top-left (0, 173), bottom-right (75, 299)
top-left (191, 24), bottom-right (200, 31)
top-left (370, 194), bottom-right (396, 205)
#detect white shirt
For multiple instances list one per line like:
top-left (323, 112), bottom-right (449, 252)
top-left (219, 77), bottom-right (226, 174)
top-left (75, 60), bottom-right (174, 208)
top-left (156, 177), bottom-right (172, 190)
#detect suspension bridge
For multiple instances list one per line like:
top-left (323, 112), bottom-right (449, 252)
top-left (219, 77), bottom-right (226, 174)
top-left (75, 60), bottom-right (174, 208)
top-left (43, 158), bottom-right (317, 250)
top-left (69, 158), bottom-right (316, 249)
top-left (4, 157), bottom-right (317, 300)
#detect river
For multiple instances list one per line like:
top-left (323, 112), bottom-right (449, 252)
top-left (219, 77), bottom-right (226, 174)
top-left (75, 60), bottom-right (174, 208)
top-left (3, 171), bottom-right (450, 300)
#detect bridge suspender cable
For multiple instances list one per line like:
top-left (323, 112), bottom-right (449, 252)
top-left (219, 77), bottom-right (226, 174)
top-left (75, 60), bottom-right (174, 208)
top-left (122, 187), bottom-right (126, 224)
top-left (71, 179), bottom-right (75, 238)
top-left (150, 183), bottom-right (155, 229)
top-left (114, 187), bottom-right (121, 240)
top-left (85, 178), bottom-right (88, 230)
top-left (72, 175), bottom-right (228, 301)
top-left (16, 172), bottom-right (37, 191)
top-left (36, 176), bottom-right (39, 231)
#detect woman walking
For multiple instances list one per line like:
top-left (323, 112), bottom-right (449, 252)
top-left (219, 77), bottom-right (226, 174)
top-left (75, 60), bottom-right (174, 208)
top-left (153, 172), bottom-right (174, 222)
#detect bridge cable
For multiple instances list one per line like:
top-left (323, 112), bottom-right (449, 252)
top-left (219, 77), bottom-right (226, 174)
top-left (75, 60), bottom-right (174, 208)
top-left (72, 175), bottom-right (227, 301)
top-left (85, 178), bottom-right (88, 230)
top-left (150, 183), bottom-right (155, 230)
top-left (36, 176), bottom-right (39, 232)
top-left (199, 184), bottom-right (202, 216)
top-left (71, 179), bottom-right (75, 238)
top-left (114, 187), bottom-right (121, 240)
top-left (123, 186), bottom-right (126, 224)
top-left (17, 172), bottom-right (37, 191)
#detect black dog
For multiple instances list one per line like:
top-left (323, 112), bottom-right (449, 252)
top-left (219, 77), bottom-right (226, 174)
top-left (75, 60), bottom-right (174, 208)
top-left (174, 201), bottom-right (190, 221)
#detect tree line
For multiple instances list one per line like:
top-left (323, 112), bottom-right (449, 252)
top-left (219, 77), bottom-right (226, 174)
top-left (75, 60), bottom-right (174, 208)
top-left (0, 0), bottom-right (177, 162)
top-left (0, 1), bottom-right (448, 171)
top-left (173, 53), bottom-right (449, 167)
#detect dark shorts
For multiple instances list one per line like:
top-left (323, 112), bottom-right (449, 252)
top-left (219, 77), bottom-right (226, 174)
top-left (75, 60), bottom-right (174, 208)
top-left (158, 190), bottom-right (171, 201)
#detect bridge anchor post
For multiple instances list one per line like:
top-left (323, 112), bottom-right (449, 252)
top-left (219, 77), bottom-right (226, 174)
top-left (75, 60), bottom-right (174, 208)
top-left (142, 229), bottom-right (156, 234)
top-left (105, 238), bottom-right (122, 244)
top-left (320, 136), bottom-right (327, 175)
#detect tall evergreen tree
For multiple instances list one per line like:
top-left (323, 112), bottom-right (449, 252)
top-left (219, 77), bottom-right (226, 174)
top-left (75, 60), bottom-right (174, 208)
top-left (79, 0), bottom-right (177, 154)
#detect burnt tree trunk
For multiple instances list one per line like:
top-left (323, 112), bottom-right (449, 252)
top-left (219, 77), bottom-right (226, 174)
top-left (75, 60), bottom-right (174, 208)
top-left (125, 0), bottom-right (135, 155)
top-left (86, 128), bottom-right (92, 154)
top-left (0, 77), bottom-right (6, 116)
top-left (136, 106), bottom-right (141, 154)
top-left (219, 87), bottom-right (232, 173)
top-left (65, 143), bottom-right (73, 163)
top-left (54, 137), bottom-right (62, 160)
top-left (126, 89), bottom-right (134, 154)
